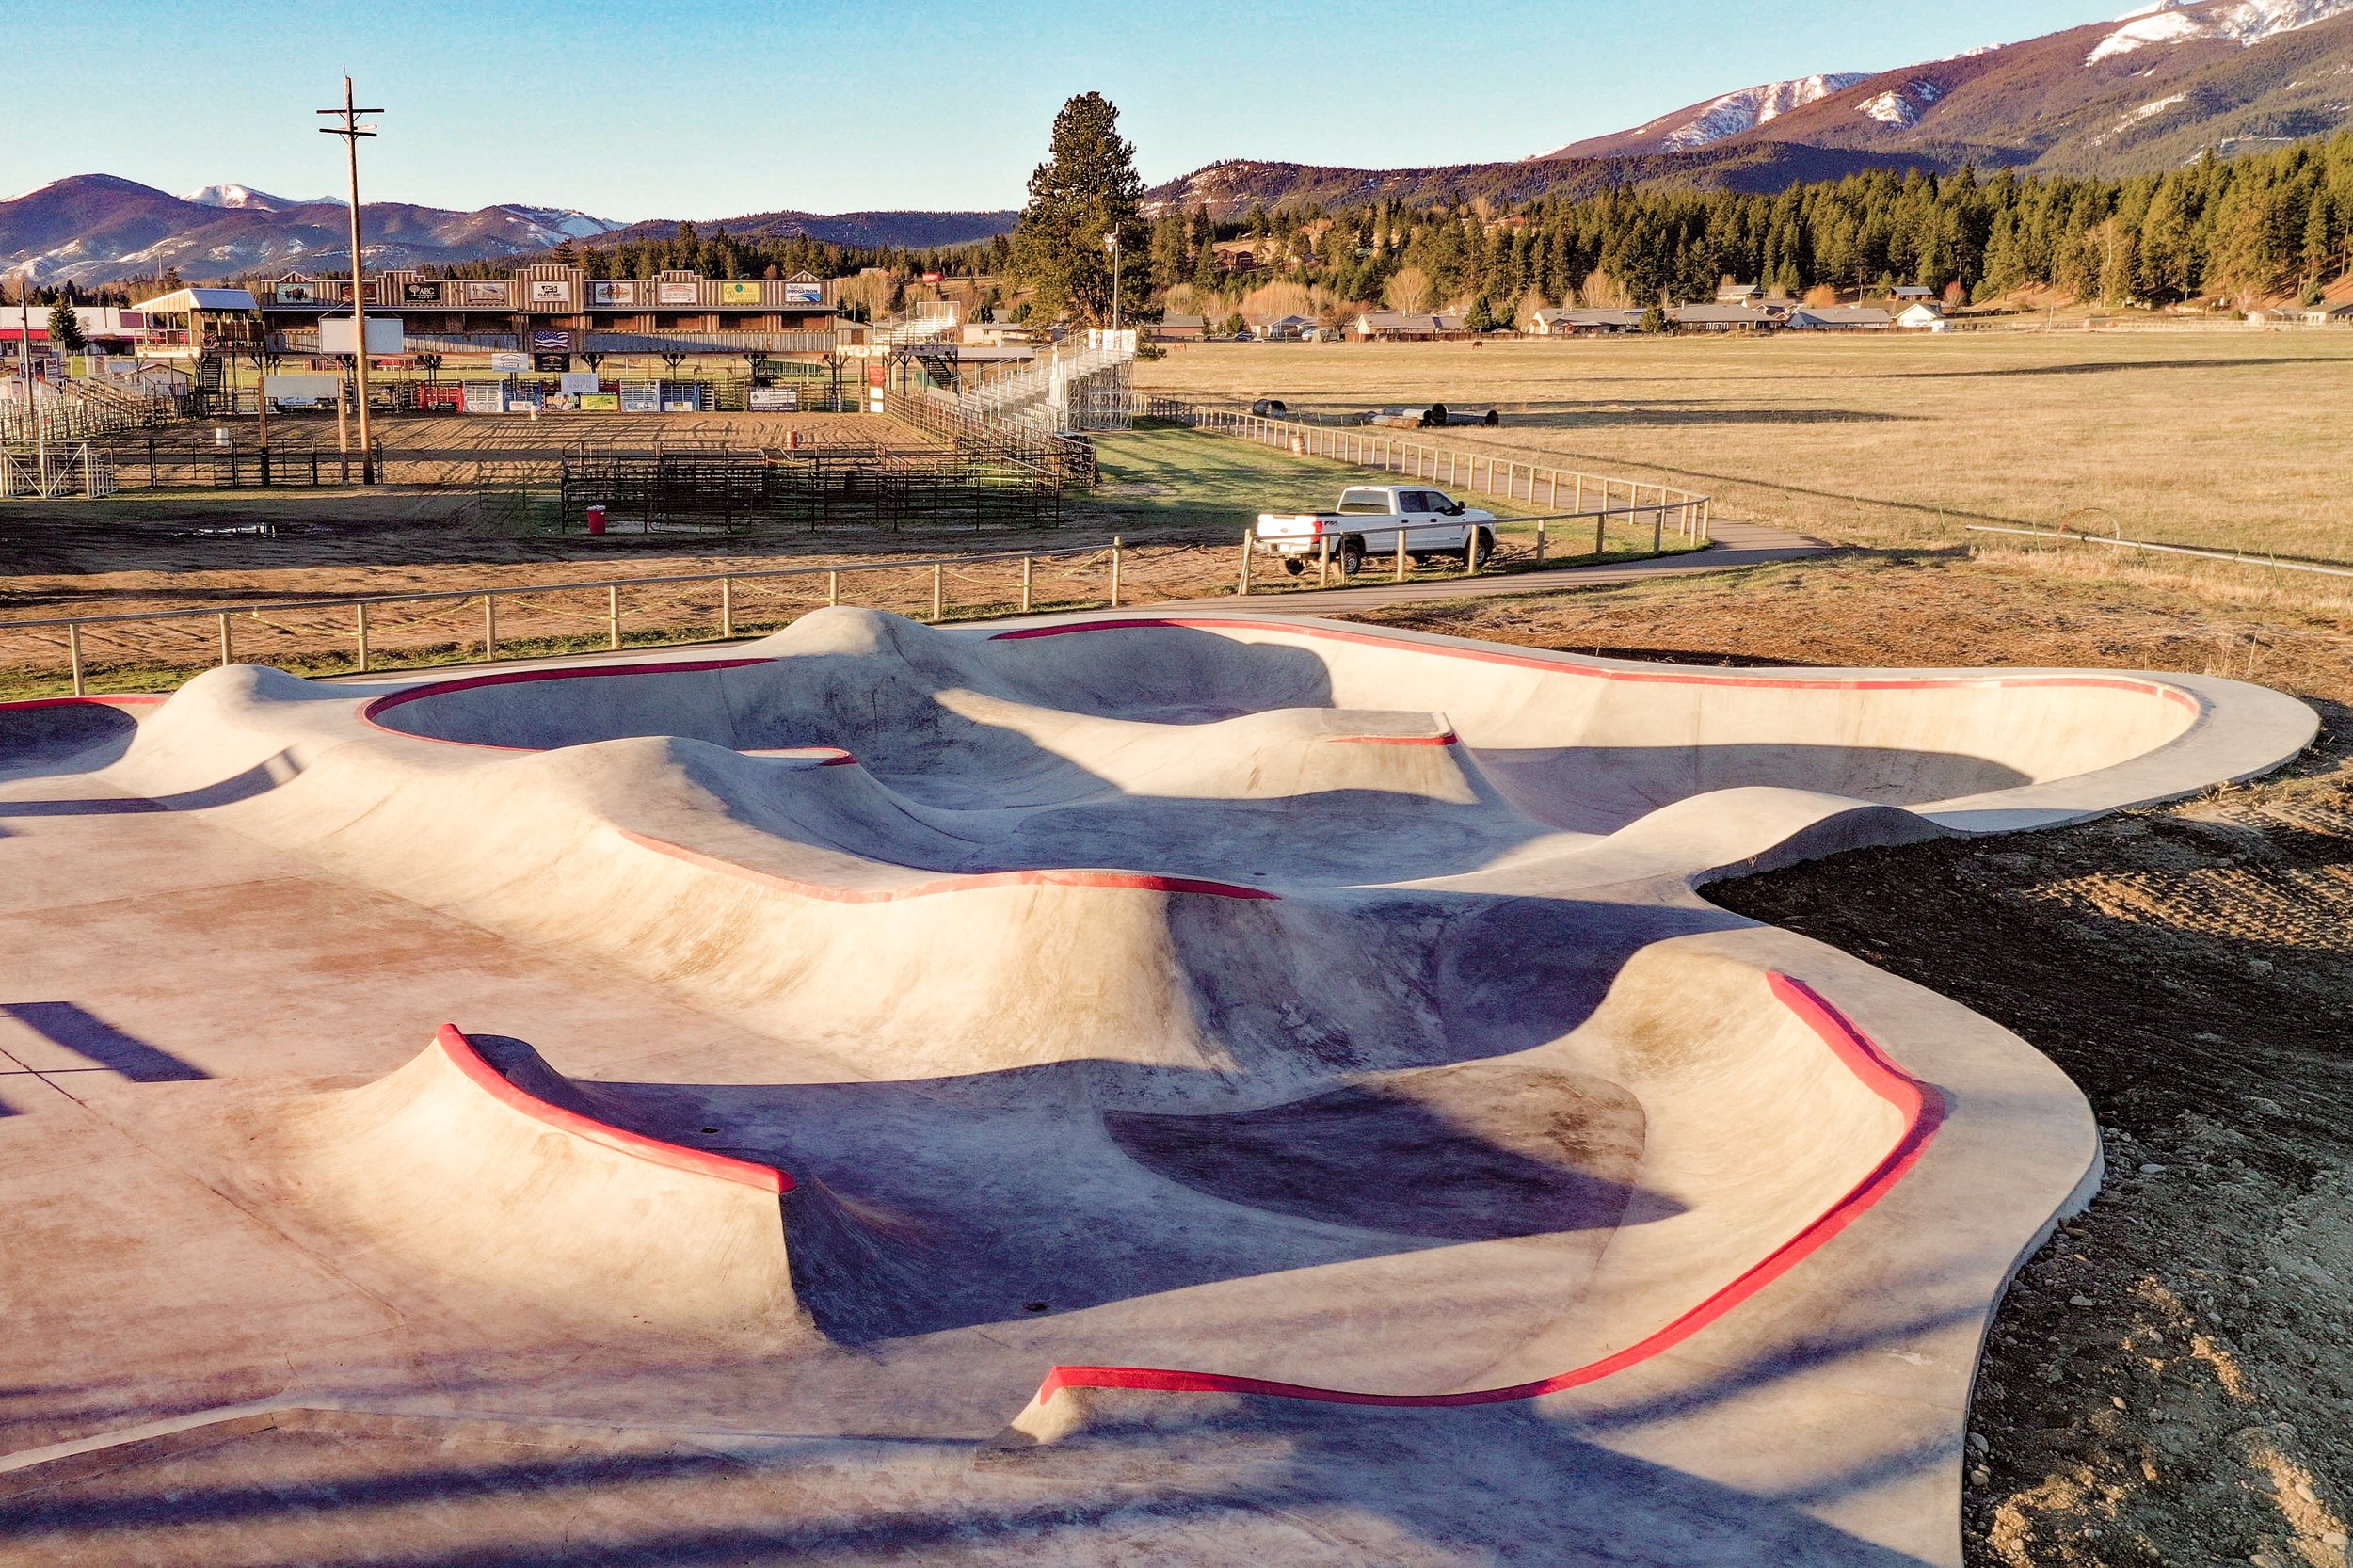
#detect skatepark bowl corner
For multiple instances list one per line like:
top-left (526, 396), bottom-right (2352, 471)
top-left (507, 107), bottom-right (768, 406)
top-left (0, 605), bottom-right (2319, 1567)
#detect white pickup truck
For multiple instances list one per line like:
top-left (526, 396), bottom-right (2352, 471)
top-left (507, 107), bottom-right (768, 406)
top-left (1255, 485), bottom-right (1497, 576)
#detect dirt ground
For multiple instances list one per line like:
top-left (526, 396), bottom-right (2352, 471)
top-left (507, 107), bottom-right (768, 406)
top-left (1351, 548), bottom-right (2353, 1568)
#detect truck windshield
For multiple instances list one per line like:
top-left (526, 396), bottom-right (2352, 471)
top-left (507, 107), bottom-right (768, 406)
top-left (1337, 489), bottom-right (1391, 514)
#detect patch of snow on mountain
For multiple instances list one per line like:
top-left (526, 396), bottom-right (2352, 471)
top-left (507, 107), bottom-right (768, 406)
top-left (496, 205), bottom-right (627, 240)
top-left (2135, 90), bottom-right (2190, 116)
top-left (1857, 79), bottom-right (1945, 127)
top-left (1657, 72), bottom-right (1871, 150)
top-left (2087, 0), bottom-right (2353, 65)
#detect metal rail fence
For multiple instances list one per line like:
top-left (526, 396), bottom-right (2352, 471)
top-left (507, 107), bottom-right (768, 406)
top-left (1131, 393), bottom-right (1709, 536)
top-left (553, 448), bottom-right (1065, 534)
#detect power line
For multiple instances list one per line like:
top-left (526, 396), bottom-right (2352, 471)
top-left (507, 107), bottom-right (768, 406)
top-left (317, 77), bottom-right (382, 484)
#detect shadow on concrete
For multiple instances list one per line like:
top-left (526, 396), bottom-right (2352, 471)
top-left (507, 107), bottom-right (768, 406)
top-left (0, 1002), bottom-right (208, 1082)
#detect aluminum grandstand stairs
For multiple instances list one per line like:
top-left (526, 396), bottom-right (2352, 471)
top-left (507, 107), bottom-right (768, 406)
top-left (954, 328), bottom-right (1137, 436)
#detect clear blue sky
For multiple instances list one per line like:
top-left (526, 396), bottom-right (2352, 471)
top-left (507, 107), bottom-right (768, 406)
top-left (8, 0), bottom-right (2122, 218)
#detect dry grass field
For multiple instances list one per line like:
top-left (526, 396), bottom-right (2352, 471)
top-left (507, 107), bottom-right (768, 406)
top-left (1137, 334), bottom-right (2353, 564)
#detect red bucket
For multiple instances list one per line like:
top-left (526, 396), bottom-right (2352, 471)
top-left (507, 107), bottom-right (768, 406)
top-left (586, 504), bottom-right (608, 536)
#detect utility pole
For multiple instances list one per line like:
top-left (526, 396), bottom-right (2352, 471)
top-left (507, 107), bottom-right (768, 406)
top-left (318, 78), bottom-right (381, 484)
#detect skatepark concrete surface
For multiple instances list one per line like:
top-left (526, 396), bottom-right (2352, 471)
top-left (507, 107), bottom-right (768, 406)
top-left (0, 607), bottom-right (2316, 1567)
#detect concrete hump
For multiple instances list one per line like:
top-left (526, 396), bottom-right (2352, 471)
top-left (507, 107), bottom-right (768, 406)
top-left (280, 1026), bottom-right (806, 1342)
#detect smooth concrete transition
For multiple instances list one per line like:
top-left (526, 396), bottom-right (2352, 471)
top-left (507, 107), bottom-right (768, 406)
top-left (0, 609), bottom-right (2315, 1567)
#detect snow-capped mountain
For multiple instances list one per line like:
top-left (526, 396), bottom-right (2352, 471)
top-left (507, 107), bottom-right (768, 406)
top-left (2086, 0), bottom-right (2353, 64)
top-left (488, 204), bottom-right (629, 242)
top-left (181, 184), bottom-right (330, 213)
top-left (1541, 73), bottom-right (1869, 159)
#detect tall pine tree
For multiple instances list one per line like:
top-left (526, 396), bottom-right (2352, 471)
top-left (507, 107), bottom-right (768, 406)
top-left (1009, 93), bottom-right (1146, 326)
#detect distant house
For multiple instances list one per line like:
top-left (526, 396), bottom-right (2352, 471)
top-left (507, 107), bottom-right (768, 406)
top-left (1353, 310), bottom-right (1467, 341)
top-left (1669, 304), bottom-right (1779, 333)
top-left (1787, 306), bottom-right (1894, 330)
top-left (1252, 313), bottom-right (1317, 341)
top-left (1890, 285), bottom-right (1936, 301)
top-left (1528, 307), bottom-right (1642, 336)
top-left (1149, 312), bottom-right (1207, 342)
top-left (1896, 301), bottom-right (1948, 330)
top-left (2250, 303), bottom-right (2353, 325)
top-left (1715, 282), bottom-right (1765, 305)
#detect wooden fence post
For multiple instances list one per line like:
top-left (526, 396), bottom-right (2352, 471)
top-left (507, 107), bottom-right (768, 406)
top-left (68, 622), bottom-right (83, 696)
top-left (1236, 533), bottom-right (1254, 597)
top-left (720, 577), bottom-right (733, 638)
top-left (217, 611), bottom-right (232, 666)
top-left (607, 584), bottom-right (620, 650)
top-left (1535, 520), bottom-right (1546, 566)
top-left (1109, 536), bottom-right (1124, 608)
top-left (483, 594), bottom-right (497, 661)
top-left (1021, 553), bottom-right (1035, 612)
top-left (932, 561), bottom-right (946, 622)
top-left (827, 568), bottom-right (840, 607)
top-left (356, 601), bottom-right (370, 673)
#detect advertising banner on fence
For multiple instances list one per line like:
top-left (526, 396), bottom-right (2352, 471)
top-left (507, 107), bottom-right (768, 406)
top-left (488, 351), bottom-right (531, 373)
top-left (274, 281), bottom-right (321, 304)
top-left (618, 382), bottom-right (660, 413)
top-left (463, 281), bottom-right (513, 306)
top-left (526, 280), bottom-right (571, 307)
top-left (401, 280), bottom-right (442, 304)
top-left (587, 280), bottom-right (636, 307)
top-left (558, 372), bottom-right (601, 394)
top-left (718, 280), bottom-right (760, 305)
top-left (747, 386), bottom-right (798, 410)
top-left (416, 384), bottom-right (465, 410)
top-left (656, 281), bottom-right (698, 305)
top-left (462, 382), bottom-right (504, 414)
top-left (532, 329), bottom-right (573, 352)
top-left (579, 392), bottom-right (619, 411)
top-left (781, 280), bottom-right (823, 305)
top-left (262, 373), bottom-right (341, 408)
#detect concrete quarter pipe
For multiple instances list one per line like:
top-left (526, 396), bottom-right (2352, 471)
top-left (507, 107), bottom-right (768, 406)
top-left (0, 608), bottom-right (2316, 1567)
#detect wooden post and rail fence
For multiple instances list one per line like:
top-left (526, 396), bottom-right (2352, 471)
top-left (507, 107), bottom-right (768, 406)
top-left (13, 540), bottom-right (1134, 697)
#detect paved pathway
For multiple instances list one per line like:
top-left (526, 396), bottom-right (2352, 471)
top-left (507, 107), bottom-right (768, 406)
top-left (1140, 518), bottom-right (1830, 616)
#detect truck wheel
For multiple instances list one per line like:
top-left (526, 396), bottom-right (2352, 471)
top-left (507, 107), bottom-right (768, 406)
top-left (1283, 555), bottom-right (1306, 576)
top-left (1465, 528), bottom-right (1494, 567)
top-left (1337, 536), bottom-right (1366, 576)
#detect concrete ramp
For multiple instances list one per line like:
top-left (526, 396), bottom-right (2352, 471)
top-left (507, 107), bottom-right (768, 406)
top-left (278, 1025), bottom-right (804, 1342)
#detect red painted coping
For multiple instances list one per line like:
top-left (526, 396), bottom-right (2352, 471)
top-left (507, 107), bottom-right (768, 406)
top-left (1329, 731), bottom-right (1458, 746)
top-left (0, 694), bottom-right (166, 712)
top-left (1030, 971), bottom-right (1944, 1410)
top-left (620, 827), bottom-right (1278, 903)
top-left (433, 1023), bottom-right (790, 1194)
top-left (992, 617), bottom-right (2203, 713)
top-left (358, 659), bottom-right (775, 752)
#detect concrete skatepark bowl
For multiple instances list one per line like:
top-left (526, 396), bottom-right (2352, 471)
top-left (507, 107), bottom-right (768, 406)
top-left (0, 607), bottom-right (2317, 1567)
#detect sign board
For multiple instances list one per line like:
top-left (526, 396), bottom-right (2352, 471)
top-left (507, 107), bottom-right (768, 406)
top-left (780, 280), bottom-right (823, 306)
top-left (262, 373), bottom-right (342, 407)
top-left (488, 351), bottom-right (531, 374)
top-left (718, 280), bottom-right (760, 305)
top-left (416, 383), bottom-right (465, 410)
top-left (526, 280), bottom-right (571, 306)
top-left (747, 386), bottom-right (798, 410)
top-left (558, 372), bottom-right (601, 394)
top-left (531, 329), bottom-right (573, 352)
top-left (274, 281), bottom-right (321, 304)
top-left (461, 382), bottom-right (504, 413)
top-left (618, 382), bottom-right (660, 413)
top-left (318, 315), bottom-right (406, 356)
top-left (865, 362), bottom-right (887, 388)
top-left (401, 280), bottom-right (442, 303)
top-left (586, 280), bottom-right (636, 307)
top-left (579, 392), bottom-right (619, 411)
top-left (463, 280), bottom-right (512, 306)
top-left (662, 386), bottom-right (702, 412)
top-left (656, 280), bottom-right (698, 305)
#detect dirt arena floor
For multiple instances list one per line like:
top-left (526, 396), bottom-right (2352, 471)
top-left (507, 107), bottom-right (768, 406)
top-left (1347, 547), bottom-right (2353, 1568)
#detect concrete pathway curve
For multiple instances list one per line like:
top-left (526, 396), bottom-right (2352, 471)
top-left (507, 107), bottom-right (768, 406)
top-left (1150, 517), bottom-right (1830, 616)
